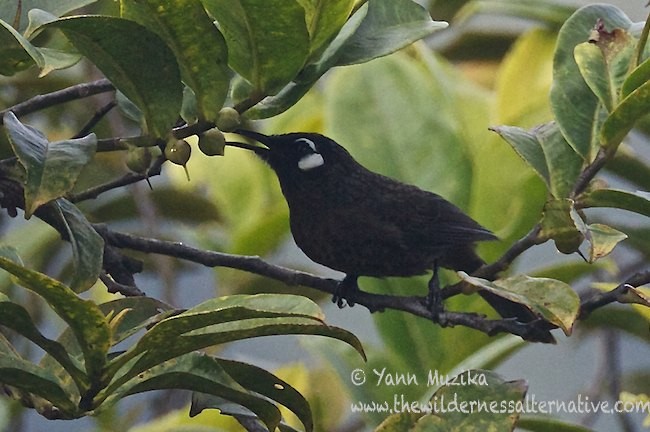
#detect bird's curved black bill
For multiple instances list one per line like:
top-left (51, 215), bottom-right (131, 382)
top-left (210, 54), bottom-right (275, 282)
top-left (224, 129), bottom-right (270, 155)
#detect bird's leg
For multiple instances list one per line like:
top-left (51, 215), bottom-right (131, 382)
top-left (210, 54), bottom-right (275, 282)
top-left (333, 274), bottom-right (359, 308)
top-left (426, 261), bottom-right (443, 319)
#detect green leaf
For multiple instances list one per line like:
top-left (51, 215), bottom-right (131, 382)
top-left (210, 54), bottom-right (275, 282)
top-left (550, 4), bottom-right (632, 160)
top-left (580, 188), bottom-right (650, 217)
top-left (454, 0), bottom-right (576, 30)
top-left (334, 0), bottom-right (447, 66)
top-left (46, 15), bottom-right (183, 137)
top-left (99, 297), bottom-right (173, 347)
top-left (298, 0), bottom-right (355, 57)
top-left (584, 307), bottom-right (650, 343)
top-left (202, 0), bottom-right (310, 94)
top-left (616, 285), bottom-right (650, 308)
top-left (108, 353), bottom-right (283, 432)
top-left (585, 223), bottom-right (627, 262)
top-left (0, 256), bottom-right (110, 384)
top-left (0, 12), bottom-right (82, 76)
top-left (601, 78), bottom-right (650, 154)
top-left (622, 56), bottom-right (650, 97)
top-left (0, 295), bottom-right (87, 391)
top-left (606, 145), bottom-right (650, 190)
top-left (24, 9), bottom-right (59, 39)
top-left (0, 17), bottom-right (44, 73)
top-left (0, 35), bottom-right (33, 75)
top-left (37, 47), bottom-right (82, 75)
top-left (3, 112), bottom-right (97, 218)
top-left (381, 370), bottom-right (527, 430)
top-left (574, 25), bottom-right (635, 112)
top-left (87, 185), bottom-right (221, 223)
top-left (217, 358), bottom-right (313, 432)
top-left (574, 42), bottom-right (615, 111)
top-left (121, 0), bottom-right (229, 121)
top-left (490, 122), bottom-right (583, 199)
top-left (50, 199), bottom-right (104, 293)
top-left (531, 260), bottom-right (614, 282)
top-left (107, 294), bottom-right (364, 389)
top-left (448, 336), bottom-right (526, 377)
top-left (540, 198), bottom-right (584, 254)
top-left (428, 370), bottom-right (527, 427)
top-left (180, 85), bottom-right (199, 124)
top-left (489, 125), bottom-right (550, 188)
top-left (460, 274), bottom-right (580, 335)
top-left (325, 51), bottom-right (472, 200)
top-left (0, 0), bottom-right (99, 33)
top-left (536, 122), bottom-right (583, 199)
top-left (517, 416), bottom-right (595, 432)
top-left (245, 4), bottom-right (368, 119)
top-left (0, 352), bottom-right (77, 415)
top-left (494, 28), bottom-right (556, 126)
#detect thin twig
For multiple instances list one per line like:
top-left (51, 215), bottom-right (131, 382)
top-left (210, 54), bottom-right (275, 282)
top-left (579, 270), bottom-right (650, 319)
top-left (68, 156), bottom-right (165, 203)
top-left (474, 224), bottom-right (545, 279)
top-left (72, 100), bottom-right (117, 139)
top-left (571, 148), bottom-right (610, 198)
top-left (0, 79), bottom-right (115, 121)
top-left (99, 272), bottom-right (144, 297)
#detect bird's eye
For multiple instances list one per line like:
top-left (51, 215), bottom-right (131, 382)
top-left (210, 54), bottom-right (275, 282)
top-left (294, 138), bottom-right (325, 171)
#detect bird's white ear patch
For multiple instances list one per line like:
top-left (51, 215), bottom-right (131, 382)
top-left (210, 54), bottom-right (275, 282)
top-left (298, 153), bottom-right (325, 170)
top-left (294, 137), bottom-right (324, 170)
top-left (296, 138), bottom-right (317, 152)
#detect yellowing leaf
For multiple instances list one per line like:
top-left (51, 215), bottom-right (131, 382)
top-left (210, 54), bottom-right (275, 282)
top-left (461, 274), bottom-right (580, 335)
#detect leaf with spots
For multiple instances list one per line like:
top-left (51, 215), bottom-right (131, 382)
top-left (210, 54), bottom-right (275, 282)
top-left (202, 0), bottom-right (310, 94)
top-left (0, 351), bottom-right (77, 415)
top-left (461, 274), bottom-right (580, 335)
top-left (104, 294), bottom-right (364, 394)
top-left (121, 0), bottom-right (229, 121)
top-left (0, 254), bottom-right (110, 385)
top-left (102, 352), bottom-right (283, 432)
top-left (0, 293), bottom-right (88, 392)
top-left (45, 15), bottom-right (182, 137)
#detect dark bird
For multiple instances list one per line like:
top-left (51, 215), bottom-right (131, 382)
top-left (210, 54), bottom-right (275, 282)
top-left (232, 129), bottom-right (554, 343)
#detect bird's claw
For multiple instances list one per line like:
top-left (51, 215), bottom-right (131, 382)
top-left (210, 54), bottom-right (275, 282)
top-left (331, 293), bottom-right (350, 308)
top-left (332, 275), bottom-right (358, 309)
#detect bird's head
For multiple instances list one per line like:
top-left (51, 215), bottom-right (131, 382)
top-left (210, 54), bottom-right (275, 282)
top-left (233, 130), bottom-right (356, 182)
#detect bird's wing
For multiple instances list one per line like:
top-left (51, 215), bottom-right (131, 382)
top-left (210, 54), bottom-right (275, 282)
top-left (374, 181), bottom-right (497, 248)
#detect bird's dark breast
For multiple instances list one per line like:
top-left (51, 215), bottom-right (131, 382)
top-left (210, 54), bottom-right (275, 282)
top-left (289, 205), bottom-right (438, 276)
top-left (282, 172), bottom-right (448, 277)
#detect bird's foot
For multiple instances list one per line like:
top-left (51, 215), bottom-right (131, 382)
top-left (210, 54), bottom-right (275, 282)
top-left (332, 275), bottom-right (359, 309)
top-left (426, 264), bottom-right (444, 322)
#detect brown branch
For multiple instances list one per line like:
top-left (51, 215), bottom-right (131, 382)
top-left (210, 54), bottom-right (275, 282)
top-left (1, 162), bottom-right (644, 342)
top-left (578, 270), bottom-right (650, 319)
top-left (92, 225), bottom-right (557, 342)
top-left (0, 79), bottom-right (115, 121)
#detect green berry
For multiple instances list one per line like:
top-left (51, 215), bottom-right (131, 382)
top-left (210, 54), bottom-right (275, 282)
top-left (165, 139), bottom-right (192, 181)
top-left (198, 129), bottom-right (226, 156)
top-left (126, 145), bottom-right (153, 174)
top-left (216, 107), bottom-right (241, 132)
top-left (165, 139), bottom-right (191, 165)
